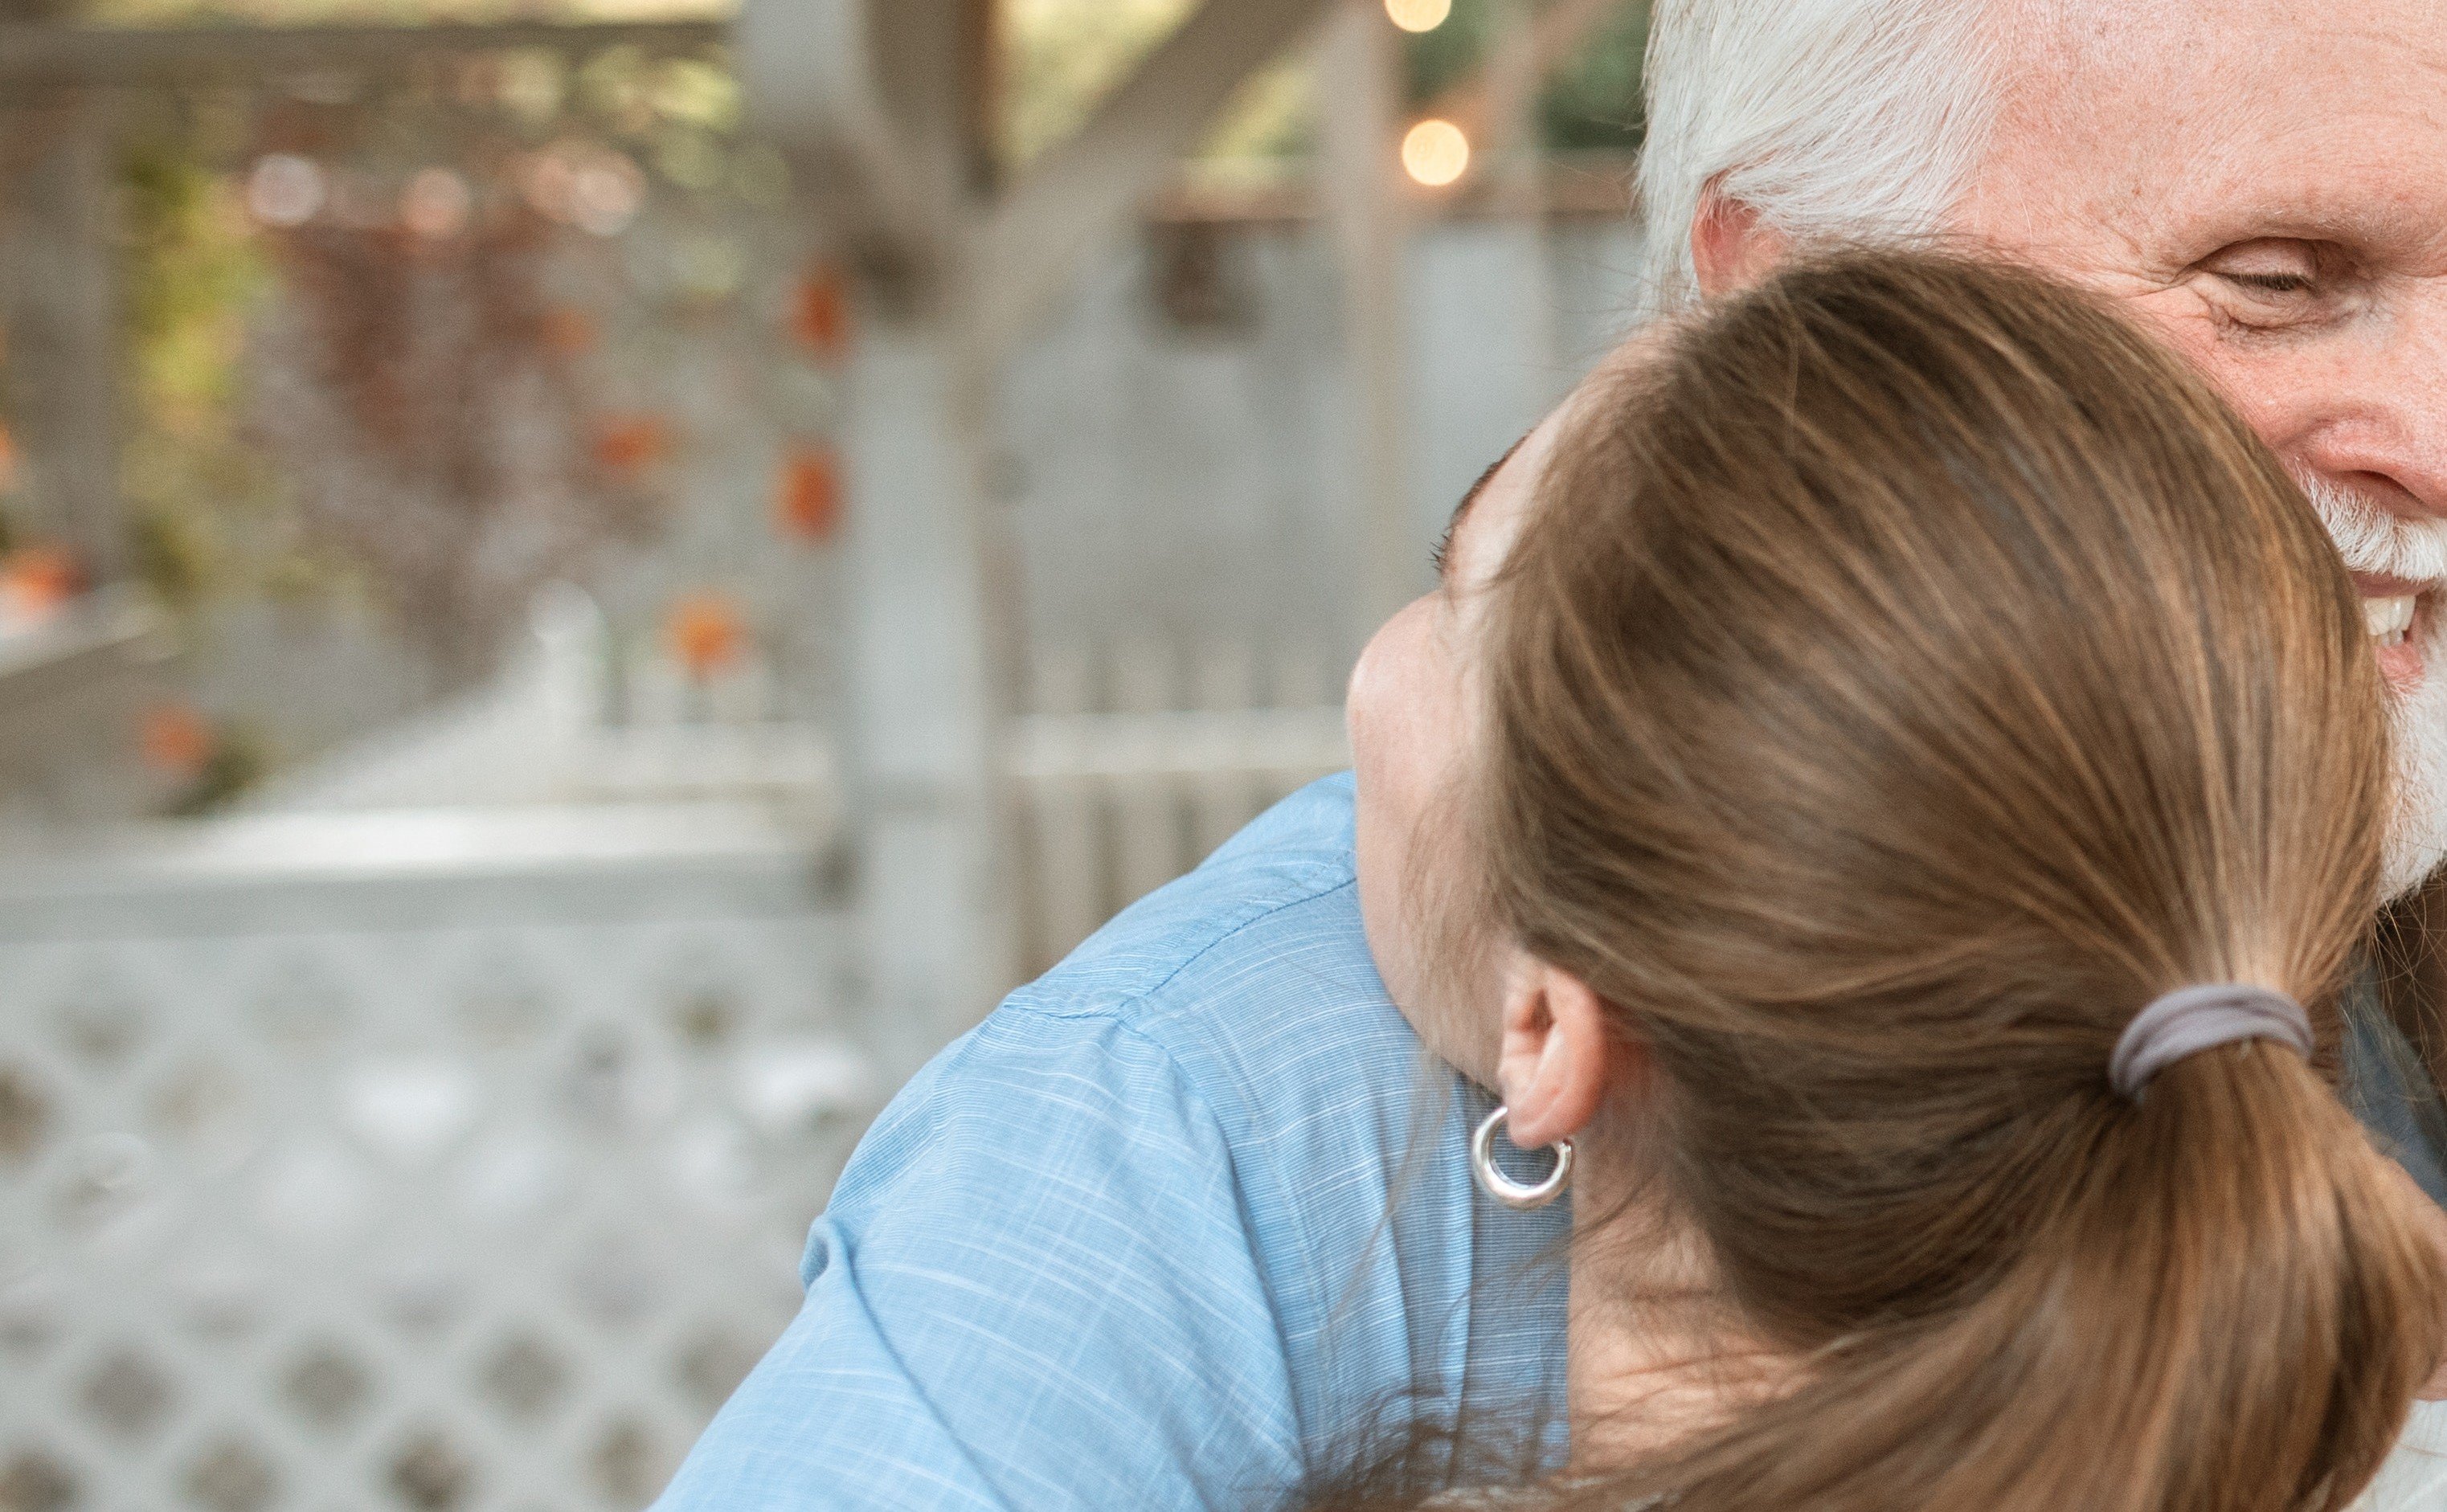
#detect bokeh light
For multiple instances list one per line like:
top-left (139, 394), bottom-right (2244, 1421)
top-left (399, 168), bottom-right (473, 238)
top-left (1402, 119), bottom-right (1471, 187)
top-left (246, 153), bottom-right (326, 227)
top-left (1385, 0), bottom-right (1453, 32)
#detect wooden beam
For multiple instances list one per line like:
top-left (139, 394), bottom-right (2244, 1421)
top-left (968, 0), bottom-right (1336, 365)
top-left (0, 20), bottom-right (725, 90)
top-left (1143, 160), bottom-right (1640, 226)
top-left (739, 0), bottom-right (939, 302)
top-left (739, 0), bottom-right (995, 313)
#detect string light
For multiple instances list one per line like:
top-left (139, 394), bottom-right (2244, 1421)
top-left (1402, 119), bottom-right (1471, 187)
top-left (1385, 0), bottom-right (1453, 31)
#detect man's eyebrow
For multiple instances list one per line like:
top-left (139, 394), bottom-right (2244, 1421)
top-left (1434, 433), bottom-right (1528, 585)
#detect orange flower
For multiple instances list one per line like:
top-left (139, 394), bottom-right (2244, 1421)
top-left (776, 445), bottom-right (843, 542)
top-left (790, 264), bottom-right (852, 361)
top-left (594, 415), bottom-right (673, 476)
top-left (140, 702), bottom-right (216, 777)
top-left (667, 590), bottom-right (747, 678)
top-left (1, 546), bottom-right (82, 615)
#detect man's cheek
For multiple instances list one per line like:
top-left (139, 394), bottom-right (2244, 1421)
top-left (2111, 287), bottom-right (2330, 449)
top-left (2105, 284), bottom-right (2230, 370)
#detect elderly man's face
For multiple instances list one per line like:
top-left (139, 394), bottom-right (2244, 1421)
top-left (1959, 0), bottom-right (2447, 893)
top-left (1361, 0), bottom-right (2447, 1081)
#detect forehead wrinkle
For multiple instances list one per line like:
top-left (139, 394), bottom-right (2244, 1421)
top-left (2011, 0), bottom-right (2447, 115)
top-left (1970, 0), bottom-right (2447, 272)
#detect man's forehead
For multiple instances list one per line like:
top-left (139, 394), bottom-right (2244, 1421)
top-left (2003, 0), bottom-right (2447, 78)
top-left (1971, 0), bottom-right (2447, 264)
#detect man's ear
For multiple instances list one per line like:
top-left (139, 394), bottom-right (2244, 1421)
top-left (1691, 182), bottom-right (1791, 298)
top-left (1496, 962), bottom-right (1635, 1149)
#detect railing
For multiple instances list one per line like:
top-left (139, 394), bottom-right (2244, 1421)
top-left (0, 799), bottom-right (861, 1512)
top-left (0, 616), bottom-right (1344, 1512)
top-left (0, 589), bottom-right (171, 844)
top-left (1013, 702), bottom-right (1348, 973)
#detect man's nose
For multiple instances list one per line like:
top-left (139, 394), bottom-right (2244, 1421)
top-left (2293, 296), bottom-right (2447, 521)
top-left (2296, 439), bottom-right (2447, 524)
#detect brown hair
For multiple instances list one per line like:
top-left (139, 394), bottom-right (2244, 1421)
top-left (2376, 877), bottom-right (2447, 1118)
top-left (1471, 253), bottom-right (2445, 1510)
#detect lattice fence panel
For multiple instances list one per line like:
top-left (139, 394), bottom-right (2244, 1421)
top-left (0, 872), bottom-right (862, 1512)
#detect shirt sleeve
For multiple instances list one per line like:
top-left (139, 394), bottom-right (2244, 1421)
top-left (650, 1006), bottom-right (1307, 1512)
top-left (2355, 1402), bottom-right (2447, 1510)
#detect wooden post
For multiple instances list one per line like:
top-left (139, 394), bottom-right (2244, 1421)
top-left (0, 91), bottom-right (125, 583)
top-left (743, 0), bottom-right (1334, 1070)
top-left (971, 0), bottom-right (1340, 366)
top-left (1320, 0), bottom-right (1418, 644)
top-left (837, 327), bottom-right (1020, 1075)
top-left (743, 0), bottom-right (1017, 1073)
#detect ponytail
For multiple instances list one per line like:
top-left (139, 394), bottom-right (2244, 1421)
top-left (1397, 253), bottom-right (2447, 1511)
top-left (1553, 1046), bottom-right (2447, 1512)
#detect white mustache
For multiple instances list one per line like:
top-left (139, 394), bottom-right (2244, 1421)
top-left (2299, 472), bottom-right (2447, 585)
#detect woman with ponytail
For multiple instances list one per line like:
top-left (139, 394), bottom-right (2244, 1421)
top-left (1330, 251), bottom-right (2447, 1510)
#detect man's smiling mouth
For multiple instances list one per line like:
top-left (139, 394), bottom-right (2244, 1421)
top-left (2367, 593), bottom-right (2417, 649)
top-left (2359, 575), bottom-right (2435, 690)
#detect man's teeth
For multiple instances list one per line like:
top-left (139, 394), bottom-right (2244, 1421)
top-left (2367, 595), bottom-right (2419, 648)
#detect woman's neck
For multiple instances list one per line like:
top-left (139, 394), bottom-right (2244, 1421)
top-left (1565, 1166), bottom-right (1790, 1471)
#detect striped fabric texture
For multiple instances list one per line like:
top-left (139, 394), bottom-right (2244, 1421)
top-left (653, 774), bottom-right (1570, 1510)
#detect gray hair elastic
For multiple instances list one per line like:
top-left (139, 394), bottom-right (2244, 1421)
top-left (2108, 983), bottom-right (2314, 1101)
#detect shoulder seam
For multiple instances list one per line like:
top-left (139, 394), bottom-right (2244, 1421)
top-left (1002, 872), bottom-right (1360, 1030)
top-left (1138, 872), bottom-right (1357, 1001)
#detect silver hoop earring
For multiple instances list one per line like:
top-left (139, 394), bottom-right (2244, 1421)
top-left (1470, 1104), bottom-right (1573, 1211)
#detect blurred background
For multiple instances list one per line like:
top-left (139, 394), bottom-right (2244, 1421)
top-left (0, 1), bottom-right (1651, 1506)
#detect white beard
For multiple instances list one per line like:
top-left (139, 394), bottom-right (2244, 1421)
top-left (2300, 473), bottom-right (2447, 900)
top-left (2388, 660), bottom-right (2447, 900)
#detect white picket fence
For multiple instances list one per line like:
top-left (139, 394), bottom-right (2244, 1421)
top-left (1012, 637), bottom-right (1349, 975)
top-left (0, 622), bottom-right (1347, 1512)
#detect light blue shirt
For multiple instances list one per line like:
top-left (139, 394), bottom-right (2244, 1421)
top-left (657, 772), bottom-right (2447, 1510)
top-left (654, 773), bottom-right (1571, 1510)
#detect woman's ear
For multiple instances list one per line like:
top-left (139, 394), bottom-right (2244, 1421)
top-left (1496, 962), bottom-right (1633, 1149)
top-left (1691, 183), bottom-right (1791, 299)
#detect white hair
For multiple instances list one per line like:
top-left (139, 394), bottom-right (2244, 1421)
top-left (1636, 0), bottom-right (2004, 316)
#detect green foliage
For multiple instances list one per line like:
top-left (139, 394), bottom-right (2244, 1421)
top-left (1003, 0), bottom-right (1322, 178)
top-left (1004, 0), bottom-right (1644, 178)
top-left (162, 721), bottom-right (272, 816)
top-left (1197, 58), bottom-right (1317, 170)
top-left (1403, 0), bottom-right (1497, 104)
top-left (1541, 0), bottom-right (1649, 153)
top-left (118, 133), bottom-right (281, 611)
top-left (1002, 0), bottom-right (1198, 166)
top-left (1406, 0), bottom-right (1650, 154)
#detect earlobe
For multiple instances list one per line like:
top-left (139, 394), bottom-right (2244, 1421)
top-left (1496, 964), bottom-right (1623, 1150)
top-left (1691, 183), bottom-right (1791, 299)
